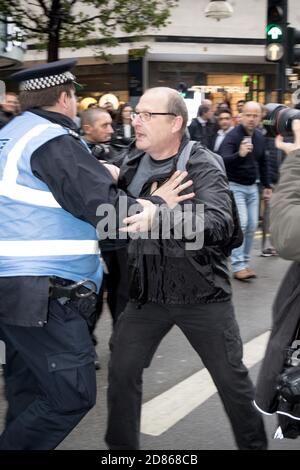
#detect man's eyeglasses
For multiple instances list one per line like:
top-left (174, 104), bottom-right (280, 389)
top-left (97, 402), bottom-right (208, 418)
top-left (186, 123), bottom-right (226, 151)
top-left (130, 111), bottom-right (177, 122)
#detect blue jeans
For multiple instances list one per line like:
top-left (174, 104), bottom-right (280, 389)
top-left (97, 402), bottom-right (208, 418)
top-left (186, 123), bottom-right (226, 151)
top-left (229, 182), bottom-right (259, 272)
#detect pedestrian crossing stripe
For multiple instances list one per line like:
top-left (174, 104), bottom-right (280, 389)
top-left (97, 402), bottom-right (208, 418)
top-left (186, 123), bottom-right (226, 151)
top-left (141, 331), bottom-right (270, 436)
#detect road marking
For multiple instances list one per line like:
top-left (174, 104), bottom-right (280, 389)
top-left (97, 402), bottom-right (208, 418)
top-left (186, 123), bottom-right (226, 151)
top-left (141, 330), bottom-right (270, 436)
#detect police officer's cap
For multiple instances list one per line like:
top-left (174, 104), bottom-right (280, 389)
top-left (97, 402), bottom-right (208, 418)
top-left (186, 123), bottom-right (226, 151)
top-left (10, 59), bottom-right (81, 92)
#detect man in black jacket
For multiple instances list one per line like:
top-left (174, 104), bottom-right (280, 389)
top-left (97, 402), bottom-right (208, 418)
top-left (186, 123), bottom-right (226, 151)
top-left (188, 103), bottom-right (215, 149)
top-left (218, 101), bottom-right (272, 280)
top-left (105, 87), bottom-right (267, 450)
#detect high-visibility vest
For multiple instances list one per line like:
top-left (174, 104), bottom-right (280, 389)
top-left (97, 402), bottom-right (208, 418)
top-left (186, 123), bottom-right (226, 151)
top-left (0, 111), bottom-right (102, 291)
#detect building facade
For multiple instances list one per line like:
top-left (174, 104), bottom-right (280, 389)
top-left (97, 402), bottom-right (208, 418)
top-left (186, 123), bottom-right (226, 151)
top-left (0, 20), bottom-right (25, 68)
top-left (2, 0), bottom-right (300, 112)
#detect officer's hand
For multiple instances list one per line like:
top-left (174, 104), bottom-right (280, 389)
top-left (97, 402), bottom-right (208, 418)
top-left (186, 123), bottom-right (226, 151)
top-left (275, 119), bottom-right (300, 155)
top-left (151, 170), bottom-right (195, 209)
top-left (120, 199), bottom-right (157, 233)
top-left (100, 161), bottom-right (120, 181)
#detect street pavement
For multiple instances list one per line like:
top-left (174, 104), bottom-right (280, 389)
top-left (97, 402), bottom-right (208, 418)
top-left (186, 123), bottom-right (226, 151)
top-left (1, 237), bottom-right (300, 450)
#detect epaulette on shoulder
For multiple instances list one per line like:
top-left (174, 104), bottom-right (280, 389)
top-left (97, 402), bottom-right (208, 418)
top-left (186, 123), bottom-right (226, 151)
top-left (66, 128), bottom-right (81, 140)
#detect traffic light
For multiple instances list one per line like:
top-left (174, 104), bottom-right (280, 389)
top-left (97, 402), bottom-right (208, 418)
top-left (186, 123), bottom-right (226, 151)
top-left (265, 0), bottom-right (286, 62)
top-left (177, 82), bottom-right (193, 99)
top-left (286, 27), bottom-right (300, 65)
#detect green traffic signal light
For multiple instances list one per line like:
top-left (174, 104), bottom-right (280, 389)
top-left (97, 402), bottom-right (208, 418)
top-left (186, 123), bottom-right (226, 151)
top-left (266, 24), bottom-right (283, 42)
top-left (266, 1), bottom-right (286, 62)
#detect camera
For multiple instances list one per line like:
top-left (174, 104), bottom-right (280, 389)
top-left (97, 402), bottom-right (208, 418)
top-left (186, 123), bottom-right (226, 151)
top-left (90, 143), bottom-right (109, 160)
top-left (263, 103), bottom-right (300, 137)
top-left (277, 366), bottom-right (300, 404)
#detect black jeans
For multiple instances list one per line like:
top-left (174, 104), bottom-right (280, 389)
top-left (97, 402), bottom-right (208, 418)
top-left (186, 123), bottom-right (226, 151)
top-left (0, 298), bottom-right (97, 450)
top-left (106, 301), bottom-right (267, 450)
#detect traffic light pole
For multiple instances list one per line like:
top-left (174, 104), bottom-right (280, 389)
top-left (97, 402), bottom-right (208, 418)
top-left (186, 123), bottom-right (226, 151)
top-left (277, 0), bottom-right (288, 102)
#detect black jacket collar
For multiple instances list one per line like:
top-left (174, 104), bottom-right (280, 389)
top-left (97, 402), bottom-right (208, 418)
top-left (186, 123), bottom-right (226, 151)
top-left (29, 108), bottom-right (78, 130)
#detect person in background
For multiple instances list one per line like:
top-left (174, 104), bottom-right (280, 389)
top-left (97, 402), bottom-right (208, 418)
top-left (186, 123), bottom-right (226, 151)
top-left (188, 103), bottom-right (215, 149)
top-left (233, 100), bottom-right (246, 126)
top-left (0, 92), bottom-right (19, 129)
top-left (112, 102), bottom-right (135, 147)
top-left (102, 101), bottom-right (117, 121)
top-left (212, 108), bottom-right (234, 153)
top-left (260, 134), bottom-right (284, 257)
top-left (236, 99), bottom-right (246, 113)
top-left (218, 101), bottom-right (272, 281)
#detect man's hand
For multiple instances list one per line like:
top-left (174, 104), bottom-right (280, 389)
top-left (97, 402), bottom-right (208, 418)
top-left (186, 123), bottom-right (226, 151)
top-left (239, 139), bottom-right (253, 157)
top-left (120, 171), bottom-right (195, 233)
top-left (120, 199), bottom-right (157, 233)
top-left (100, 161), bottom-right (120, 181)
top-left (151, 170), bottom-right (195, 209)
top-left (275, 119), bottom-right (300, 155)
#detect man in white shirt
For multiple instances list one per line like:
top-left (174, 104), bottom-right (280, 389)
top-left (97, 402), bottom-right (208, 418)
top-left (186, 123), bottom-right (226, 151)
top-left (213, 109), bottom-right (234, 153)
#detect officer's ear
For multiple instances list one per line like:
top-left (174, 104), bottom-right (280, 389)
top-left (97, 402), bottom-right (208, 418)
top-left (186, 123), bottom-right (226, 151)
top-left (58, 90), bottom-right (75, 111)
top-left (57, 90), bottom-right (69, 109)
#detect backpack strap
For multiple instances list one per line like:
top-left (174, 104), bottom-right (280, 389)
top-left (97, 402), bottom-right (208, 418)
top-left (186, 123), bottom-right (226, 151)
top-left (176, 140), bottom-right (225, 173)
top-left (176, 140), bottom-right (243, 256)
top-left (176, 141), bottom-right (196, 171)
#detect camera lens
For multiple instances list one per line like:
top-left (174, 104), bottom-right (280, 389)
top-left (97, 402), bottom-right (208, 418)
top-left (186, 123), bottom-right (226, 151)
top-left (263, 103), bottom-right (300, 137)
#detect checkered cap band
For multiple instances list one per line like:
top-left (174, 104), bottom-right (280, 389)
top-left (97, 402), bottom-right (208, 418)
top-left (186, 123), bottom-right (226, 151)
top-left (20, 71), bottom-right (76, 91)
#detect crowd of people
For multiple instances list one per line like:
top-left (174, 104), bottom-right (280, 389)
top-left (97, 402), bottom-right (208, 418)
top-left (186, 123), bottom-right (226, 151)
top-left (0, 58), bottom-right (299, 450)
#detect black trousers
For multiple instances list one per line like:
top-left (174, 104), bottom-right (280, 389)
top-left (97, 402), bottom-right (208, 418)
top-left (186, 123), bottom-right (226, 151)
top-left (106, 301), bottom-right (267, 450)
top-left (0, 298), bottom-right (97, 450)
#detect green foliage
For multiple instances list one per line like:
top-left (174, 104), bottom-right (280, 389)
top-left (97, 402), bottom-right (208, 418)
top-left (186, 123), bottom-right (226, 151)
top-left (0, 0), bottom-right (178, 60)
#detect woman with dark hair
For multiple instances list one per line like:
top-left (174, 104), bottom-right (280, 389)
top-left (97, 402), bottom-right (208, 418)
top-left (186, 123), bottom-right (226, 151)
top-left (112, 102), bottom-right (135, 146)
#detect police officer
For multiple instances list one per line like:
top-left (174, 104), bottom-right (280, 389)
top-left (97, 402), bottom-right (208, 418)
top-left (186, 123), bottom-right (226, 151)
top-left (0, 59), bottom-right (192, 450)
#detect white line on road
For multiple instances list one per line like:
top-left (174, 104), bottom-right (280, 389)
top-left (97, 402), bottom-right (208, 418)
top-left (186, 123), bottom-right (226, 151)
top-left (141, 330), bottom-right (270, 436)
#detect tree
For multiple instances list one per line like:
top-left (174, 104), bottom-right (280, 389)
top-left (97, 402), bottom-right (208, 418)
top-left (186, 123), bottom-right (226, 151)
top-left (0, 0), bottom-right (178, 62)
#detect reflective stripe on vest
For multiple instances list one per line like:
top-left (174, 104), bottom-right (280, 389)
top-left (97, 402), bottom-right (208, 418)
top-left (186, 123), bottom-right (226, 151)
top-left (0, 240), bottom-right (100, 257)
top-left (0, 123), bottom-right (62, 207)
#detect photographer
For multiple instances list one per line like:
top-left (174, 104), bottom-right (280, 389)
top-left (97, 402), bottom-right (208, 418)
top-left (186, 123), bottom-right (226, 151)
top-left (82, 106), bottom-right (125, 168)
top-left (269, 120), bottom-right (300, 260)
top-left (255, 120), bottom-right (300, 438)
